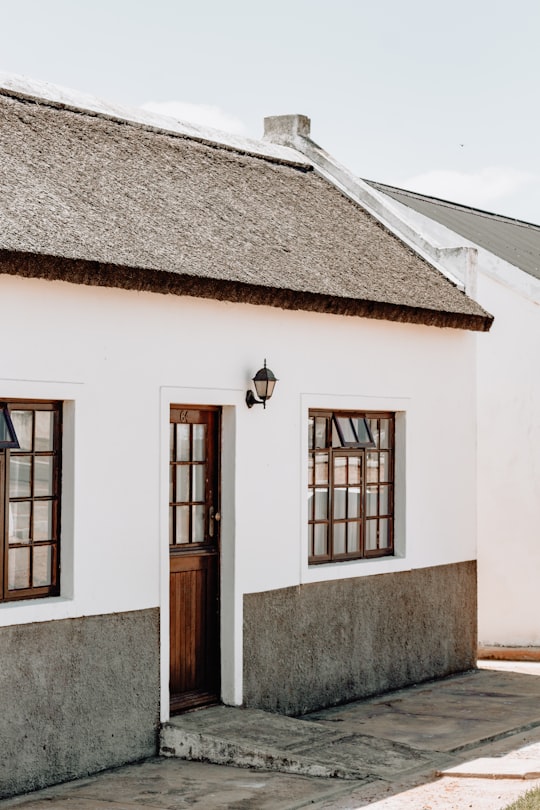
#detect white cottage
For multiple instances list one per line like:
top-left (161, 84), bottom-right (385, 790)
top-left (0, 77), bottom-right (492, 798)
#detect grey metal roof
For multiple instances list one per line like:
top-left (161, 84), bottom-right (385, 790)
top-left (0, 88), bottom-right (492, 331)
top-left (366, 181), bottom-right (540, 281)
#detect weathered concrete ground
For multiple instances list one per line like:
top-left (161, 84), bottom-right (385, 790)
top-left (2, 661), bottom-right (540, 810)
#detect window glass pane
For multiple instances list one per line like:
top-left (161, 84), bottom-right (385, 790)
top-left (33, 545), bottom-right (52, 587)
top-left (175, 506), bottom-right (190, 544)
top-left (369, 419), bottom-right (379, 448)
top-left (348, 488), bottom-right (361, 518)
top-left (192, 424), bottom-right (205, 462)
top-left (10, 411), bottom-right (32, 451)
top-left (34, 501), bottom-right (53, 541)
top-left (379, 419), bottom-right (390, 450)
top-left (366, 485), bottom-right (378, 517)
top-left (8, 547), bottom-right (30, 590)
top-left (334, 456), bottom-right (347, 486)
top-left (176, 424), bottom-right (190, 461)
top-left (35, 411), bottom-right (54, 451)
top-left (366, 453), bottom-right (379, 483)
top-left (308, 455), bottom-right (314, 487)
top-left (192, 465), bottom-right (205, 503)
top-left (192, 505), bottom-right (205, 542)
top-left (308, 492), bottom-right (314, 520)
top-left (353, 418), bottom-right (374, 446)
top-left (315, 454), bottom-right (328, 485)
top-left (380, 486), bottom-right (390, 516)
top-left (176, 466), bottom-right (189, 503)
top-left (170, 424), bottom-right (175, 461)
top-left (308, 417), bottom-right (314, 451)
top-left (314, 489), bottom-right (328, 520)
top-left (334, 416), bottom-right (357, 445)
top-left (334, 523), bottom-right (346, 555)
top-left (313, 523), bottom-right (327, 556)
top-left (379, 453), bottom-right (390, 483)
top-left (314, 418), bottom-right (327, 449)
top-left (348, 456), bottom-right (361, 485)
top-left (365, 520), bottom-right (378, 551)
top-left (169, 506), bottom-right (174, 545)
top-left (379, 519), bottom-right (390, 549)
top-left (347, 521), bottom-right (360, 553)
top-left (34, 457), bottom-right (53, 496)
top-left (8, 501), bottom-right (31, 543)
top-left (9, 456), bottom-right (31, 498)
top-left (334, 488), bottom-right (346, 519)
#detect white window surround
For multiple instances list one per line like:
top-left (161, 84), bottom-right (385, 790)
top-left (0, 381), bottom-right (79, 627)
top-left (300, 393), bottom-right (408, 586)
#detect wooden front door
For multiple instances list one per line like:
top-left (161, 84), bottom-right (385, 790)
top-left (169, 406), bottom-right (220, 713)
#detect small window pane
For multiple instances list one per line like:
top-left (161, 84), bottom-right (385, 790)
top-left (169, 506), bottom-right (174, 545)
top-left (366, 453), bottom-right (379, 483)
top-left (8, 547), bottom-right (30, 589)
top-left (308, 417), bottom-right (314, 451)
top-left (10, 411), bottom-right (32, 451)
top-left (379, 419), bottom-right (391, 450)
top-left (334, 456), bottom-right (347, 486)
top-left (347, 521), bottom-right (360, 553)
top-left (315, 454), bottom-right (328, 485)
top-left (176, 506), bottom-right (190, 544)
top-left (379, 519), bottom-right (390, 549)
top-left (313, 523), bottom-right (327, 556)
top-left (176, 424), bottom-right (190, 461)
top-left (348, 488), bottom-right (361, 518)
top-left (334, 488), bottom-right (346, 519)
top-left (365, 520), bottom-right (378, 551)
top-left (192, 465), bottom-right (205, 503)
top-left (354, 418), bottom-right (374, 446)
top-left (366, 485), bottom-right (378, 517)
top-left (308, 492), bottom-right (314, 520)
top-left (314, 418), bottom-right (327, 449)
top-left (192, 425), bottom-right (205, 462)
top-left (379, 453), bottom-right (390, 483)
top-left (35, 411), bottom-right (54, 452)
top-left (169, 424), bottom-right (175, 461)
top-left (348, 457), bottom-right (361, 485)
top-left (176, 466), bottom-right (190, 503)
top-left (369, 419), bottom-right (379, 448)
top-left (192, 505), bottom-right (205, 542)
top-left (34, 457), bottom-right (53, 496)
top-left (9, 501), bottom-right (31, 543)
top-left (9, 456), bottom-right (31, 498)
top-left (314, 489), bottom-right (328, 520)
top-left (34, 501), bottom-right (53, 541)
top-left (334, 523), bottom-right (346, 555)
top-left (380, 486), bottom-right (390, 516)
top-left (308, 456), bottom-right (314, 487)
top-left (33, 546), bottom-right (52, 587)
top-left (334, 416), bottom-right (357, 445)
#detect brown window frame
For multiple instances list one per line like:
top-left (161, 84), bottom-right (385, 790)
top-left (0, 400), bottom-right (62, 602)
top-left (308, 410), bottom-right (394, 564)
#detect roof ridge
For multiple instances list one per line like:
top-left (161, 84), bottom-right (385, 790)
top-left (0, 72), bottom-right (312, 171)
top-left (366, 179), bottom-right (540, 231)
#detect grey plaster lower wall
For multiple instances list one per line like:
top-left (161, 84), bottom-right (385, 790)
top-left (243, 561), bottom-right (476, 715)
top-left (0, 608), bottom-right (160, 799)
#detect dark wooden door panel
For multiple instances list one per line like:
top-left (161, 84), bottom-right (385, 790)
top-left (169, 407), bottom-right (220, 714)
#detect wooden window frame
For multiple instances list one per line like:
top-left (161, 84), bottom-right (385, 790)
top-left (0, 400), bottom-right (62, 602)
top-left (308, 410), bottom-right (394, 565)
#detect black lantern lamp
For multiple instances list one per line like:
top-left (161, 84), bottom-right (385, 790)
top-left (246, 360), bottom-right (278, 409)
top-left (0, 404), bottom-right (20, 449)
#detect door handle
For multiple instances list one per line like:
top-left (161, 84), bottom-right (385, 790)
top-left (209, 506), bottom-right (221, 537)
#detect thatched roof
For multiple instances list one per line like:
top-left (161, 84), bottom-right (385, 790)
top-left (0, 85), bottom-right (492, 331)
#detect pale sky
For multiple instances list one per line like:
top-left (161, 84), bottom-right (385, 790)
top-left (1, 0), bottom-right (539, 223)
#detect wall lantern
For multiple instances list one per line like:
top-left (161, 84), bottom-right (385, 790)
top-left (0, 404), bottom-right (20, 449)
top-left (246, 360), bottom-right (278, 409)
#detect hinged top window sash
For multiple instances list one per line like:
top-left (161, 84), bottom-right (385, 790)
top-left (0, 404), bottom-right (20, 449)
top-left (332, 415), bottom-right (376, 449)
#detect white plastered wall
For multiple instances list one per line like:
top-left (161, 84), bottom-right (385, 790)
top-left (0, 274), bottom-right (477, 712)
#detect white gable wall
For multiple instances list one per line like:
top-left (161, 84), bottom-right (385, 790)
top-left (0, 273), bottom-right (477, 709)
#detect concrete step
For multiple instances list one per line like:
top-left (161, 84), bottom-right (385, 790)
top-left (160, 705), bottom-right (430, 781)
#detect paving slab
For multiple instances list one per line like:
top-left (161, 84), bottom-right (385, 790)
top-left (441, 757), bottom-right (540, 779)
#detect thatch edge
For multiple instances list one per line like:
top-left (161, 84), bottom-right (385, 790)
top-left (0, 250), bottom-right (493, 333)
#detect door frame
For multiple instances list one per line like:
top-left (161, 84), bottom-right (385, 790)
top-left (160, 390), bottom-right (240, 723)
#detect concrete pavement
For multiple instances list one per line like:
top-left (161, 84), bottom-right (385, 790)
top-left (2, 661), bottom-right (540, 810)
